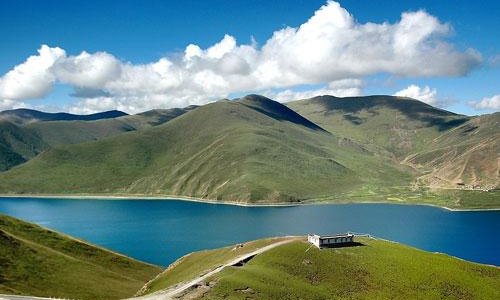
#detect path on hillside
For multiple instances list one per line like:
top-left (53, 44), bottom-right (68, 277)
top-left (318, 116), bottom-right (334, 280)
top-left (129, 238), bottom-right (299, 300)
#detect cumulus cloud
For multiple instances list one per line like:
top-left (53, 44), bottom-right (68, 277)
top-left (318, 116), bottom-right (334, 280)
top-left (394, 84), bottom-right (439, 105)
top-left (0, 45), bottom-right (65, 101)
top-left (0, 99), bottom-right (31, 111)
top-left (0, 1), bottom-right (482, 113)
top-left (468, 95), bottom-right (500, 110)
top-left (264, 79), bottom-right (363, 102)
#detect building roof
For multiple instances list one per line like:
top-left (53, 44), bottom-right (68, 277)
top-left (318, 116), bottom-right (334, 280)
top-left (309, 233), bottom-right (353, 239)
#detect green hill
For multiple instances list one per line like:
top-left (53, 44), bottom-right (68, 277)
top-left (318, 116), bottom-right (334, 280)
top-left (0, 121), bottom-right (48, 171)
top-left (0, 95), bottom-right (497, 208)
top-left (0, 95), bottom-right (410, 203)
top-left (24, 106), bottom-right (196, 147)
top-left (287, 96), bottom-right (499, 191)
top-left (0, 214), bottom-right (161, 300)
top-left (286, 95), bottom-right (469, 158)
top-left (0, 107), bottom-right (195, 170)
top-left (143, 237), bottom-right (500, 300)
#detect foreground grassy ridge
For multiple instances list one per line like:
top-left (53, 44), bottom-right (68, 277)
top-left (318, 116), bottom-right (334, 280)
top-left (200, 238), bottom-right (500, 300)
top-left (139, 237), bottom-right (292, 295)
top-left (0, 214), bottom-right (161, 300)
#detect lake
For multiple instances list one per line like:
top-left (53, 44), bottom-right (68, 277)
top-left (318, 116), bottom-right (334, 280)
top-left (0, 197), bottom-right (499, 267)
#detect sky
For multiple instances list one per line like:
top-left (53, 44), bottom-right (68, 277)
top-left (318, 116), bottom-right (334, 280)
top-left (0, 0), bottom-right (499, 115)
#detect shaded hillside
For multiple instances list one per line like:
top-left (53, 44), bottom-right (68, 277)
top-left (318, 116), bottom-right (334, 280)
top-left (0, 95), bottom-right (410, 202)
top-left (0, 108), bottom-right (127, 125)
top-left (287, 95), bottom-right (469, 158)
top-left (0, 106), bottom-right (195, 170)
top-left (405, 112), bottom-right (500, 189)
top-left (0, 121), bottom-right (48, 171)
top-left (0, 214), bottom-right (161, 300)
top-left (141, 237), bottom-right (500, 300)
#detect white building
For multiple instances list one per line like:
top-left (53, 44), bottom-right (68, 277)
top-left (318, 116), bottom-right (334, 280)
top-left (308, 233), bottom-right (354, 248)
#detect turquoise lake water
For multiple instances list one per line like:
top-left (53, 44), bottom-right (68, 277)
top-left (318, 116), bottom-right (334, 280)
top-left (0, 197), bottom-right (498, 267)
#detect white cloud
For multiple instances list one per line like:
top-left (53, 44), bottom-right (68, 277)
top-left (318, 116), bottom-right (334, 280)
top-left (394, 84), bottom-right (439, 105)
top-left (0, 99), bottom-right (31, 111)
top-left (0, 1), bottom-right (482, 113)
top-left (264, 79), bottom-right (363, 102)
top-left (52, 51), bottom-right (122, 88)
top-left (468, 95), bottom-right (500, 110)
top-left (0, 45), bottom-right (65, 101)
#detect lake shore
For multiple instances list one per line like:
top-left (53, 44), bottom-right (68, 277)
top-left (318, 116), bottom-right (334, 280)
top-left (1, 193), bottom-right (499, 211)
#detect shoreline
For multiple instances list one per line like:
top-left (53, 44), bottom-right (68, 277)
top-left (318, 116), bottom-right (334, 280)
top-left (1, 193), bottom-right (499, 211)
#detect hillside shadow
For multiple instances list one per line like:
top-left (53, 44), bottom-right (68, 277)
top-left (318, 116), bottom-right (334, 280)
top-left (240, 95), bottom-right (328, 132)
top-left (315, 96), bottom-right (469, 131)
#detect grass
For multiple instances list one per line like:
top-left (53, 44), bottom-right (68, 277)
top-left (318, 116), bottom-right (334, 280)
top-left (306, 185), bottom-right (500, 210)
top-left (0, 214), bottom-right (161, 300)
top-left (139, 237), bottom-right (292, 295)
top-left (193, 238), bottom-right (500, 300)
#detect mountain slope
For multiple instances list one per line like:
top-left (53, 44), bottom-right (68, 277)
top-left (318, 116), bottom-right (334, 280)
top-left (405, 112), bottom-right (500, 189)
top-left (0, 95), bottom-right (410, 203)
top-left (0, 108), bottom-right (127, 125)
top-left (24, 106), bottom-right (197, 147)
top-left (0, 106), bottom-right (195, 171)
top-left (0, 214), bottom-right (161, 300)
top-left (287, 96), bottom-right (499, 190)
top-left (0, 121), bottom-right (48, 171)
top-left (287, 95), bottom-right (469, 158)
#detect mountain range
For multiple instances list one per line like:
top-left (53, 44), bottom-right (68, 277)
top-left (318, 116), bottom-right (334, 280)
top-left (0, 95), bottom-right (498, 208)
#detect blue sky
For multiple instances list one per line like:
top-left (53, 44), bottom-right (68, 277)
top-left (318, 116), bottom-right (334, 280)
top-left (0, 0), bottom-right (499, 115)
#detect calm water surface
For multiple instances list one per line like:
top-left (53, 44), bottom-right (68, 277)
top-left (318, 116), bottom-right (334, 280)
top-left (0, 197), bottom-right (498, 267)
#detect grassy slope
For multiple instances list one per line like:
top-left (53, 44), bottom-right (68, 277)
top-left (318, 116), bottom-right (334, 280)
top-left (139, 237), bottom-right (292, 295)
top-left (287, 96), bottom-right (499, 205)
top-left (183, 238), bottom-right (500, 300)
top-left (0, 121), bottom-right (48, 171)
top-left (286, 95), bottom-right (469, 158)
top-left (0, 107), bottom-right (194, 171)
top-left (0, 95), bottom-right (410, 203)
top-left (0, 214), bottom-right (161, 300)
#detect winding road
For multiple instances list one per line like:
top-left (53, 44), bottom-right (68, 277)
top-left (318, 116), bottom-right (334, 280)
top-left (128, 237), bottom-right (299, 300)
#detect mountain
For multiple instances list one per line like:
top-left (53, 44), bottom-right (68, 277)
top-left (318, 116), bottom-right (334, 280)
top-left (24, 106), bottom-right (197, 147)
top-left (0, 214), bottom-right (161, 300)
top-left (0, 121), bottom-right (48, 171)
top-left (0, 95), bottom-right (410, 203)
top-left (140, 237), bottom-right (500, 300)
top-left (0, 108), bottom-right (127, 125)
top-left (286, 95), bottom-right (470, 158)
top-left (404, 112), bottom-right (500, 189)
top-left (0, 95), bottom-right (497, 208)
top-left (287, 95), bottom-right (499, 190)
top-left (0, 106), bottom-right (195, 170)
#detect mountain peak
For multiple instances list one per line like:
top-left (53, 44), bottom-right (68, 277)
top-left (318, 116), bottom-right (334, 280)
top-left (237, 94), bottom-right (326, 131)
